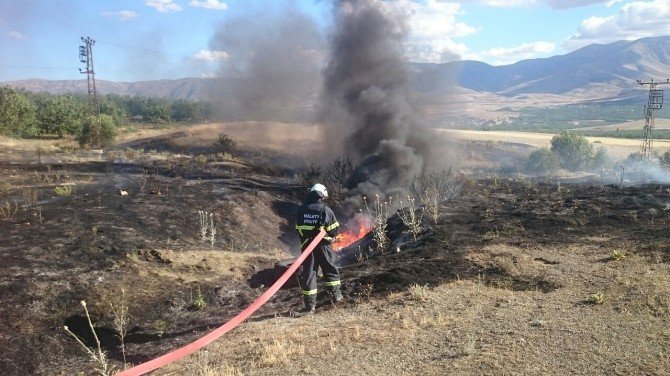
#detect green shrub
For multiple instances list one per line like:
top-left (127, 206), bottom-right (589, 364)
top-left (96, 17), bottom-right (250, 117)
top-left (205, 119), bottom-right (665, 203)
top-left (54, 185), bottom-right (73, 196)
top-left (660, 150), bottom-right (670, 168)
top-left (0, 86), bottom-right (39, 138)
top-left (78, 114), bottom-right (116, 148)
top-left (625, 152), bottom-right (645, 165)
top-left (590, 146), bottom-right (610, 171)
top-left (526, 147), bottom-right (559, 174)
top-left (550, 131), bottom-right (593, 171)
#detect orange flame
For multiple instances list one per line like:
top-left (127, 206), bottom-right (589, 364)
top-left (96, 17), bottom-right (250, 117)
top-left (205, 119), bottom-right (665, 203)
top-left (332, 225), bottom-right (372, 251)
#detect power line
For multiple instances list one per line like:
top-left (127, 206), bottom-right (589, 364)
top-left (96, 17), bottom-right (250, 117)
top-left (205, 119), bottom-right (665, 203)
top-left (96, 39), bottom-right (188, 61)
top-left (0, 65), bottom-right (76, 71)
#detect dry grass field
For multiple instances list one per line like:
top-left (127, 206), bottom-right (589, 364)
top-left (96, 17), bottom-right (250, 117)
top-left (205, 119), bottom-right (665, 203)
top-left (438, 128), bottom-right (670, 159)
top-left (160, 179), bottom-right (670, 376)
top-left (1, 121), bottom-right (669, 375)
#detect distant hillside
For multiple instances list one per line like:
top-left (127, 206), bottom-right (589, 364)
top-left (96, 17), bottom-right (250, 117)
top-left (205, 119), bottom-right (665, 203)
top-left (3, 77), bottom-right (232, 101)
top-left (411, 35), bottom-right (670, 98)
top-left (4, 36), bottom-right (669, 105)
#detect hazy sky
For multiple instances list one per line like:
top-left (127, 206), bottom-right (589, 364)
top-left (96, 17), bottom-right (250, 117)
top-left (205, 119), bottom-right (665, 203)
top-left (0, 0), bottom-right (668, 82)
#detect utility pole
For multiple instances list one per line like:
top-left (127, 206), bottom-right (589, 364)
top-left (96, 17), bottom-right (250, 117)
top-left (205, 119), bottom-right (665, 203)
top-left (637, 78), bottom-right (670, 158)
top-left (79, 36), bottom-right (100, 147)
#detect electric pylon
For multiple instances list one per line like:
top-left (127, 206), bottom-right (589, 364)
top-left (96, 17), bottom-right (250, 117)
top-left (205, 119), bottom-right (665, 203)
top-left (79, 36), bottom-right (100, 147)
top-left (637, 78), bottom-right (670, 158)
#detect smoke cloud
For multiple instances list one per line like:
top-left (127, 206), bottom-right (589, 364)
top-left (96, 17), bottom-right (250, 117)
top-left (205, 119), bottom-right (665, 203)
top-left (210, 3), bottom-right (324, 121)
top-left (320, 0), bottom-right (430, 205)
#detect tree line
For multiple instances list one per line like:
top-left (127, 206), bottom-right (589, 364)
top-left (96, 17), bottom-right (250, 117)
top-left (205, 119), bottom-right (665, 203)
top-left (0, 86), bottom-right (217, 144)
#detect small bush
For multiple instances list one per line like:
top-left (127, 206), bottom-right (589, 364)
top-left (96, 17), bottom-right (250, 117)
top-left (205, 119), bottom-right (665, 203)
top-left (587, 292), bottom-right (605, 305)
top-left (123, 148), bottom-right (139, 161)
top-left (590, 146), bottom-right (610, 172)
top-left (526, 147), bottom-right (559, 174)
top-left (217, 133), bottom-right (236, 153)
top-left (550, 131), bottom-right (593, 171)
top-left (299, 163), bottom-right (322, 189)
top-left (364, 194), bottom-right (390, 252)
top-left (323, 156), bottom-right (354, 204)
top-left (0, 201), bottom-right (18, 220)
top-left (191, 286), bottom-right (207, 311)
top-left (54, 185), bottom-right (73, 196)
top-left (610, 249), bottom-right (627, 261)
top-left (195, 154), bottom-right (208, 168)
top-left (626, 152), bottom-right (645, 164)
top-left (78, 115), bottom-right (116, 148)
top-left (660, 150), bottom-right (670, 168)
top-left (408, 283), bottom-right (431, 302)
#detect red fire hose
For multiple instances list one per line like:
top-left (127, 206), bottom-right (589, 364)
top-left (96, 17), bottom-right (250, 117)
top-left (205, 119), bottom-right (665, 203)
top-left (115, 229), bottom-right (326, 376)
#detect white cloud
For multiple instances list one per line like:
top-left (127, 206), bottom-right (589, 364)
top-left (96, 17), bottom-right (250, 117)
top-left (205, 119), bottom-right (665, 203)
top-left (389, 0), bottom-right (478, 63)
top-left (193, 49), bottom-right (229, 62)
top-left (7, 30), bottom-right (27, 40)
top-left (145, 0), bottom-right (182, 13)
top-left (451, 0), bottom-right (536, 7)
top-left (484, 41), bottom-right (556, 64)
top-left (189, 0), bottom-right (228, 10)
top-left (101, 10), bottom-right (139, 21)
top-left (565, 0), bottom-right (670, 50)
top-left (542, 0), bottom-right (611, 9)
top-left (455, 0), bottom-right (616, 9)
top-left (605, 0), bottom-right (624, 7)
top-left (480, 0), bottom-right (536, 6)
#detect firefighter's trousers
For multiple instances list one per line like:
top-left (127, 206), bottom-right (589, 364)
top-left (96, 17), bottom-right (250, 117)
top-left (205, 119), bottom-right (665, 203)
top-left (299, 244), bottom-right (341, 308)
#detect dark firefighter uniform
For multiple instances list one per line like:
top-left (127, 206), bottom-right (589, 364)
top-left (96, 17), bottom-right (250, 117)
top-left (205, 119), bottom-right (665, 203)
top-left (295, 190), bottom-right (342, 310)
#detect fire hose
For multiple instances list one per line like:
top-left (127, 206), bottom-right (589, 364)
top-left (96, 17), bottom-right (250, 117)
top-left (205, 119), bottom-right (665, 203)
top-left (115, 229), bottom-right (326, 376)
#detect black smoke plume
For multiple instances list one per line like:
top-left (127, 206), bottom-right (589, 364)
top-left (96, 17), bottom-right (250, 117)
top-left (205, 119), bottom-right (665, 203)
top-left (320, 0), bottom-right (429, 206)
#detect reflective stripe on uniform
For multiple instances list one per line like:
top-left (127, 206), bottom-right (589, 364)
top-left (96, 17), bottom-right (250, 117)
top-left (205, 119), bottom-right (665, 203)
top-left (302, 289), bottom-right (318, 296)
top-left (325, 221), bottom-right (340, 231)
top-left (301, 238), bottom-right (310, 247)
top-left (324, 236), bottom-right (333, 242)
top-left (296, 224), bottom-right (317, 237)
top-left (324, 280), bottom-right (341, 287)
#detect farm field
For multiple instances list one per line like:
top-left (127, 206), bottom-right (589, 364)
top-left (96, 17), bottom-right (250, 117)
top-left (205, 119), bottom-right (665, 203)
top-left (438, 127), bottom-right (670, 159)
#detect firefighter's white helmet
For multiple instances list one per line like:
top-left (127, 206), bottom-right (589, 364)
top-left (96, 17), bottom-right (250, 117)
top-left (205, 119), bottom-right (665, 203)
top-left (310, 183), bottom-right (328, 198)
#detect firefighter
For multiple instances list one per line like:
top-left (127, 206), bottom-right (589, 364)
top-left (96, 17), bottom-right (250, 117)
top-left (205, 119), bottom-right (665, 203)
top-left (295, 183), bottom-right (343, 313)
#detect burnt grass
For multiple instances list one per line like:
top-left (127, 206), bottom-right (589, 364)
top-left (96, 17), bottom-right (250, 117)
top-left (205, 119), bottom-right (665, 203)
top-left (2, 151), bottom-right (670, 374)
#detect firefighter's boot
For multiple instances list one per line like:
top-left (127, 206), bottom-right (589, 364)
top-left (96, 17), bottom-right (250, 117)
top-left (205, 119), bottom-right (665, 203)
top-left (303, 296), bottom-right (316, 312)
top-left (331, 289), bottom-right (343, 303)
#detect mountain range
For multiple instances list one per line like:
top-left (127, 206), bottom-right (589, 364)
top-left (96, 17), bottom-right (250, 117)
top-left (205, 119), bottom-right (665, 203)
top-left (4, 36), bottom-right (670, 106)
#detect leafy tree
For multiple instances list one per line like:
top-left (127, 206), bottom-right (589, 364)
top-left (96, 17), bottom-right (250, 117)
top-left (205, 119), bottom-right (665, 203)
top-left (590, 146), bottom-right (610, 172)
top-left (99, 96), bottom-right (127, 126)
top-left (38, 95), bottom-right (85, 137)
top-left (143, 98), bottom-right (171, 123)
top-left (126, 96), bottom-right (147, 119)
top-left (171, 99), bottom-right (202, 122)
top-left (0, 87), bottom-right (39, 137)
top-left (526, 147), bottom-right (560, 174)
top-left (550, 131), bottom-right (594, 171)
